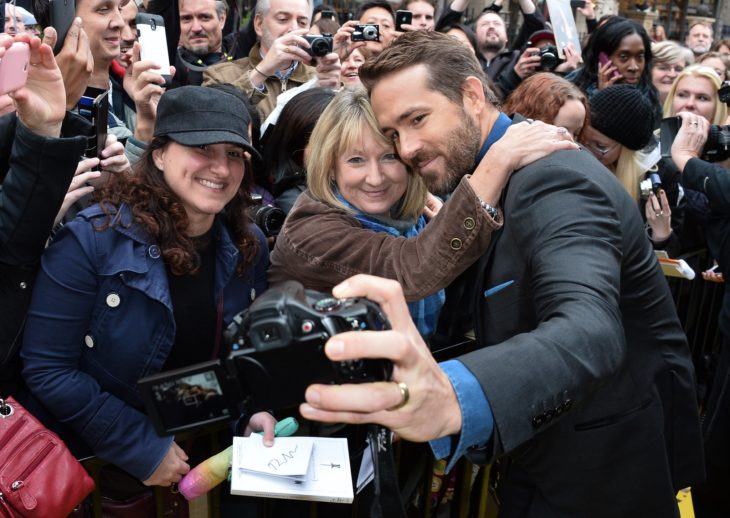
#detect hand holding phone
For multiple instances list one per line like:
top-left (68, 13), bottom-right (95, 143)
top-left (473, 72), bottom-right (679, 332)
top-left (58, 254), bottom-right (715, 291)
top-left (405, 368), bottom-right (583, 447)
top-left (0, 41), bottom-right (30, 95)
top-left (598, 51), bottom-right (620, 82)
top-left (136, 13), bottom-right (172, 87)
top-left (395, 10), bottom-right (412, 32)
top-left (50, 0), bottom-right (77, 55)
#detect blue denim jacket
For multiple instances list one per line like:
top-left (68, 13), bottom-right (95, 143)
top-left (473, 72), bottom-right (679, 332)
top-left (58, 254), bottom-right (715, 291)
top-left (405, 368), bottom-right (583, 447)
top-left (21, 203), bottom-right (268, 480)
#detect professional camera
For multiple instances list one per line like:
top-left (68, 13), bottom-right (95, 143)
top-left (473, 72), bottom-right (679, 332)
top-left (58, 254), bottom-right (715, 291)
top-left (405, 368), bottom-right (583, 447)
top-left (304, 34), bottom-right (334, 57)
top-left (351, 24), bottom-right (379, 41)
top-left (719, 81), bottom-right (730, 106)
top-left (660, 116), bottom-right (730, 162)
top-left (639, 172), bottom-right (662, 199)
top-left (137, 282), bottom-right (393, 436)
top-left (247, 193), bottom-right (285, 237)
top-left (537, 44), bottom-right (559, 71)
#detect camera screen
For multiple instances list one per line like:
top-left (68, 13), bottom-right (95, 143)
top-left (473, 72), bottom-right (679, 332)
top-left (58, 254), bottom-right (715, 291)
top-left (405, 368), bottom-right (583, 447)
top-left (138, 363), bottom-right (234, 435)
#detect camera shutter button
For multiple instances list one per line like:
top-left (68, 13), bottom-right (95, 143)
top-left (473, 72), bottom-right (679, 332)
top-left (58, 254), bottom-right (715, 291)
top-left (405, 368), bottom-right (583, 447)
top-left (301, 320), bottom-right (315, 333)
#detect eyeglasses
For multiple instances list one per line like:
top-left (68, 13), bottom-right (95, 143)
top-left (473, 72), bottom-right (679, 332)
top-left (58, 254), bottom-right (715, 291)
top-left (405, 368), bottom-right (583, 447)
top-left (654, 63), bottom-right (685, 74)
top-left (582, 141), bottom-right (619, 157)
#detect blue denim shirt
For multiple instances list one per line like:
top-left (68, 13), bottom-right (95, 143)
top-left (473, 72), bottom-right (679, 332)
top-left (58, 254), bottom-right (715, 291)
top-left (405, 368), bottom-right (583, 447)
top-left (21, 203), bottom-right (268, 480)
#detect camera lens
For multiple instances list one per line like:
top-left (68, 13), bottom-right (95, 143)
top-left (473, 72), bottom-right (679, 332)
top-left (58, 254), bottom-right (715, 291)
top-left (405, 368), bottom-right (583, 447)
top-left (311, 38), bottom-right (329, 56)
top-left (363, 26), bottom-right (377, 40)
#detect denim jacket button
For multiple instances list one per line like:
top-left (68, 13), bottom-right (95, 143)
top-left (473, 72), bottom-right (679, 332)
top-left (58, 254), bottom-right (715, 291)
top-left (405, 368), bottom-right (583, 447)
top-left (84, 335), bottom-right (95, 348)
top-left (148, 245), bottom-right (161, 259)
top-left (106, 293), bottom-right (121, 308)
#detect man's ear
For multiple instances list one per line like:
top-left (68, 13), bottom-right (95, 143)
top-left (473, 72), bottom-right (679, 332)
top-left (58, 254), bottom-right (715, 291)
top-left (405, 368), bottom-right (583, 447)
top-left (461, 76), bottom-right (487, 115)
top-left (219, 12), bottom-right (227, 29)
top-left (253, 13), bottom-right (263, 38)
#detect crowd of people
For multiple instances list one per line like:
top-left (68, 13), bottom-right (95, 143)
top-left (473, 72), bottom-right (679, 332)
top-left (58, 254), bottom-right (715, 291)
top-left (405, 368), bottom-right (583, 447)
top-left (2, 0), bottom-right (730, 516)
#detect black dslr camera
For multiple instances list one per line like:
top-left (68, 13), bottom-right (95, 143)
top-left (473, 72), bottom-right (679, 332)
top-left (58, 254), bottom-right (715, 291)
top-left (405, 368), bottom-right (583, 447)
top-left (660, 116), bottom-right (730, 162)
top-left (247, 192), bottom-right (286, 237)
top-left (538, 45), bottom-right (559, 71)
top-left (352, 24), bottom-right (379, 41)
top-left (304, 34), bottom-right (334, 57)
top-left (137, 282), bottom-right (392, 436)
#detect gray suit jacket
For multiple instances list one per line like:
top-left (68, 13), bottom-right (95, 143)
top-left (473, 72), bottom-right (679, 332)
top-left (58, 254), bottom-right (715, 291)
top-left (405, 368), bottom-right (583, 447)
top-left (453, 147), bottom-right (704, 517)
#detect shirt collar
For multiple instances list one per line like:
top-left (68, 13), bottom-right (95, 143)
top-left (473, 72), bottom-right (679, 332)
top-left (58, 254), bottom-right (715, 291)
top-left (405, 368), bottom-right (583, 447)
top-left (476, 112), bottom-right (512, 164)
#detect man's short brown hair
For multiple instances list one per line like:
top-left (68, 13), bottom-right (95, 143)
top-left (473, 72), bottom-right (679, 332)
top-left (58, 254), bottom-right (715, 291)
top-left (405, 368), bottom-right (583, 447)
top-left (359, 31), bottom-right (498, 106)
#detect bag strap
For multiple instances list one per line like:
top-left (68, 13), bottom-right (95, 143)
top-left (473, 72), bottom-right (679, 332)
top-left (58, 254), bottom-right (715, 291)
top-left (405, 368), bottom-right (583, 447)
top-left (367, 424), bottom-right (406, 518)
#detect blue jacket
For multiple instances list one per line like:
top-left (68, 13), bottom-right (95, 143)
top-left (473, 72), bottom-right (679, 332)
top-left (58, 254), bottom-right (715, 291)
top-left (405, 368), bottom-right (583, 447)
top-left (21, 203), bottom-right (268, 480)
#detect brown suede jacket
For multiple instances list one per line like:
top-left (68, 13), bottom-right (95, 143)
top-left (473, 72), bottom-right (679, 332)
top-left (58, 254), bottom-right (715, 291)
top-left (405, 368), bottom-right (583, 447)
top-left (202, 43), bottom-right (316, 120)
top-left (268, 177), bottom-right (502, 301)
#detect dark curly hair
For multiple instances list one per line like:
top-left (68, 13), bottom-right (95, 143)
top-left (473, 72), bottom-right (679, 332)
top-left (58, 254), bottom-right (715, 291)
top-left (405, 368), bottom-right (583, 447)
top-left (97, 136), bottom-right (259, 276)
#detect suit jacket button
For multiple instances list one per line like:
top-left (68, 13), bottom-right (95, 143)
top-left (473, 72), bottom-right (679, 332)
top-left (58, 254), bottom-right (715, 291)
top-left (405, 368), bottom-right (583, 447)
top-left (450, 238), bottom-right (463, 250)
top-left (463, 217), bottom-right (476, 230)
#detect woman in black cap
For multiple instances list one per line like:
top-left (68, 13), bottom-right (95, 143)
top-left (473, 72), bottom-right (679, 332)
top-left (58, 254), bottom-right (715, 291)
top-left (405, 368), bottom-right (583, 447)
top-left (20, 86), bottom-right (276, 512)
top-left (582, 84), bottom-right (684, 255)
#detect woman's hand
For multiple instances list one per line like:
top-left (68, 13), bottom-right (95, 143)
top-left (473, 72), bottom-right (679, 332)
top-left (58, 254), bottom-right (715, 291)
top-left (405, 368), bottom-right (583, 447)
top-left (422, 193), bottom-right (443, 220)
top-left (645, 190), bottom-right (672, 242)
top-left (597, 59), bottom-right (622, 90)
top-left (671, 112), bottom-right (710, 172)
top-left (702, 263), bottom-right (724, 283)
top-left (244, 412), bottom-right (277, 447)
top-left (143, 442), bottom-right (190, 487)
top-left (100, 134), bottom-right (131, 175)
top-left (468, 120), bottom-right (579, 205)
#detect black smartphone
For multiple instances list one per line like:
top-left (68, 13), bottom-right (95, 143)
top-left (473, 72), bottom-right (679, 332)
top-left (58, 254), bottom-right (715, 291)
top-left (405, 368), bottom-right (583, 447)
top-left (136, 13), bottom-right (172, 87)
top-left (395, 10), bottom-right (412, 32)
top-left (320, 10), bottom-right (336, 20)
top-left (570, 0), bottom-right (587, 8)
top-left (50, 0), bottom-right (76, 55)
top-left (79, 89), bottom-right (108, 160)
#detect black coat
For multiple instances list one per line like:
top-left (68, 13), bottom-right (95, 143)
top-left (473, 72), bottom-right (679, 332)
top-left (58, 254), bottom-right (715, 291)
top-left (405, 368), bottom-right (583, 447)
top-left (0, 113), bottom-right (87, 396)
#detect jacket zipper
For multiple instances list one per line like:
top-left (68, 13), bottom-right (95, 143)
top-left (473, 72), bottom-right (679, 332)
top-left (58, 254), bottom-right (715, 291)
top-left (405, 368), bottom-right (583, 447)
top-left (281, 78), bottom-right (288, 92)
top-left (10, 441), bottom-right (56, 490)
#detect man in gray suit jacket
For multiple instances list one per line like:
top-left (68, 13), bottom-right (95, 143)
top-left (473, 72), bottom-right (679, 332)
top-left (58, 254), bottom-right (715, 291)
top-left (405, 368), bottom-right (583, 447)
top-left (300, 31), bottom-right (704, 517)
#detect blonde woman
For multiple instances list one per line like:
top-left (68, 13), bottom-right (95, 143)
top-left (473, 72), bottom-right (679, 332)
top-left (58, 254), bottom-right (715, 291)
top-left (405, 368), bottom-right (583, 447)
top-left (651, 40), bottom-right (688, 104)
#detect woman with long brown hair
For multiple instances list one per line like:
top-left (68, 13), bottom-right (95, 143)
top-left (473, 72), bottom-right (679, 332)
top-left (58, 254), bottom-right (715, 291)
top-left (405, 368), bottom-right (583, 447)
top-left (21, 86), bottom-right (275, 512)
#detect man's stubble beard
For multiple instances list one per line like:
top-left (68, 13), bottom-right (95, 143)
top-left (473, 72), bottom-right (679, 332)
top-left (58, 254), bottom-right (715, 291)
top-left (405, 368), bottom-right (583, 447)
top-left (417, 112), bottom-right (481, 196)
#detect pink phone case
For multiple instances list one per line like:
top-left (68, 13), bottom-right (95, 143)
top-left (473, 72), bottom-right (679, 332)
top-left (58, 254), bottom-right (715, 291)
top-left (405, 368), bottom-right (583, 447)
top-left (598, 52), bottom-right (620, 79)
top-left (0, 42), bottom-right (30, 96)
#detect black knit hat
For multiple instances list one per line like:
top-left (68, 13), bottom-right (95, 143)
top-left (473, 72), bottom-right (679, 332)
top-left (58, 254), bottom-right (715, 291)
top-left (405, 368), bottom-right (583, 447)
top-left (589, 85), bottom-right (654, 150)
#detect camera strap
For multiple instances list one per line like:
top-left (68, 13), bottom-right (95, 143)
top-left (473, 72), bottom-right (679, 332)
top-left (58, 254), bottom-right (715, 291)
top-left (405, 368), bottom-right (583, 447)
top-left (367, 424), bottom-right (406, 518)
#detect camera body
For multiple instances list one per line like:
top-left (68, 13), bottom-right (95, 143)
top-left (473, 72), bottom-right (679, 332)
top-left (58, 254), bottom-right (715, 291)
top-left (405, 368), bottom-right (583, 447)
top-left (352, 24), bottom-right (379, 41)
top-left (538, 45), bottom-right (559, 71)
top-left (660, 116), bottom-right (730, 162)
top-left (640, 173), bottom-right (662, 199)
top-left (304, 34), bottom-right (334, 57)
top-left (247, 193), bottom-right (286, 237)
top-left (137, 282), bottom-right (393, 435)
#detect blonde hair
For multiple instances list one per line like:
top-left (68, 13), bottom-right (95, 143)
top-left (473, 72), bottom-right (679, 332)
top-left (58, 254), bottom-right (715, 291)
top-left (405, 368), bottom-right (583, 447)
top-left (663, 64), bottom-right (728, 124)
top-left (651, 41), bottom-right (686, 67)
top-left (305, 86), bottom-right (428, 220)
top-left (615, 147), bottom-right (645, 201)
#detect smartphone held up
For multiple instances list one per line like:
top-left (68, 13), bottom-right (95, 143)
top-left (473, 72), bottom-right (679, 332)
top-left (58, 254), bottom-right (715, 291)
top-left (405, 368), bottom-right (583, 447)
top-left (0, 41), bottom-right (30, 96)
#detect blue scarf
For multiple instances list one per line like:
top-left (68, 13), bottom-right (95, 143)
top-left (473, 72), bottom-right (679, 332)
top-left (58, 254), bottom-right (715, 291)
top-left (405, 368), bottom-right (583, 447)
top-left (335, 192), bottom-right (445, 338)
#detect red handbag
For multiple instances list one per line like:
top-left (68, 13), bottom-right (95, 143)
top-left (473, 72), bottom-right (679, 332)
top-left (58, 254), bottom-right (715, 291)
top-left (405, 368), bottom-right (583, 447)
top-left (0, 396), bottom-right (95, 517)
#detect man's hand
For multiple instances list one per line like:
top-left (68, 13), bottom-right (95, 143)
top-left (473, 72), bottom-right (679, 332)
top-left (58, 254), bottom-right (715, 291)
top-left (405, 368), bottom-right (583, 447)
top-left (554, 43), bottom-right (582, 74)
top-left (8, 33), bottom-right (66, 138)
top-left (300, 275), bottom-right (463, 442)
top-left (334, 21), bottom-right (366, 61)
top-left (127, 43), bottom-right (174, 143)
top-left (252, 29), bottom-right (311, 84)
top-left (143, 442), bottom-right (190, 487)
top-left (514, 47), bottom-right (542, 79)
top-left (54, 158), bottom-right (102, 226)
top-left (577, 0), bottom-right (595, 20)
top-left (315, 52), bottom-right (341, 89)
top-left (671, 111), bottom-right (710, 172)
top-left (43, 18), bottom-right (93, 110)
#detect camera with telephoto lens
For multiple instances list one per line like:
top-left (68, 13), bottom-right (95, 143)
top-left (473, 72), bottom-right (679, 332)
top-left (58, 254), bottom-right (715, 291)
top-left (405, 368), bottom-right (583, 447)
top-left (660, 116), bottom-right (730, 162)
top-left (136, 282), bottom-right (393, 436)
top-left (351, 24), bottom-right (379, 41)
top-left (247, 193), bottom-right (285, 237)
top-left (304, 34), bottom-right (334, 57)
top-left (640, 173), bottom-right (662, 199)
